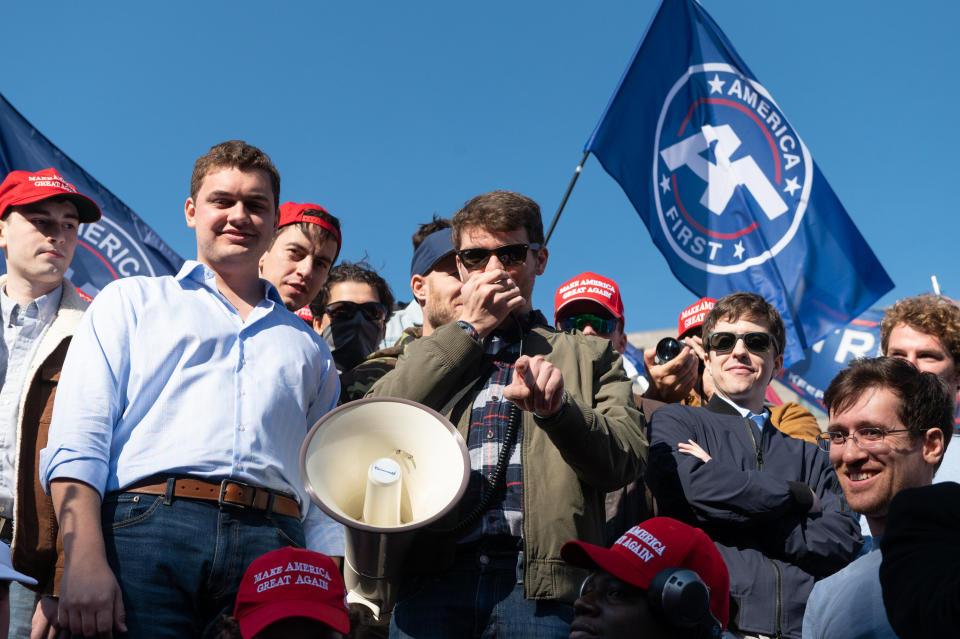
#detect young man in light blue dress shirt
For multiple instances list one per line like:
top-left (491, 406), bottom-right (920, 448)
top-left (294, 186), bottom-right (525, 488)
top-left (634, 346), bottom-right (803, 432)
top-left (38, 141), bottom-right (341, 638)
top-left (0, 169), bottom-right (101, 639)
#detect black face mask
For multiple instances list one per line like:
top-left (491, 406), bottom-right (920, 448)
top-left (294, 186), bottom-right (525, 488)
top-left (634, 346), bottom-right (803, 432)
top-left (322, 313), bottom-right (382, 371)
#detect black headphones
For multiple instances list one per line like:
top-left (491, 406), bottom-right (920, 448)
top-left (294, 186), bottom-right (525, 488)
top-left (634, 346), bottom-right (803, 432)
top-left (648, 567), bottom-right (723, 639)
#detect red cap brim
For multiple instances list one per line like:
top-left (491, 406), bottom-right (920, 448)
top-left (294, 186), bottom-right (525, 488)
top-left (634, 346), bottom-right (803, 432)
top-left (560, 540), bottom-right (654, 591)
top-left (237, 600), bottom-right (350, 637)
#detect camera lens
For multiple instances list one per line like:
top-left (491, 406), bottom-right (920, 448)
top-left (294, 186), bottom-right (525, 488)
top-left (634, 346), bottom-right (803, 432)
top-left (655, 337), bottom-right (683, 365)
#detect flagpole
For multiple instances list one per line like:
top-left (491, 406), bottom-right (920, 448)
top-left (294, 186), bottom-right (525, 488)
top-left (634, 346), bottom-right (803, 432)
top-left (544, 151), bottom-right (590, 246)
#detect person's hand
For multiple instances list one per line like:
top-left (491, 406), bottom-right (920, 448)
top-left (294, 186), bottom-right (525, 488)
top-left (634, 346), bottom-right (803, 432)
top-left (58, 553), bottom-right (126, 638)
top-left (456, 268), bottom-right (525, 338)
top-left (678, 438), bottom-right (712, 463)
top-left (31, 597), bottom-right (69, 639)
top-left (643, 345), bottom-right (698, 403)
top-left (684, 334), bottom-right (707, 363)
top-left (684, 335), bottom-right (716, 401)
top-left (503, 355), bottom-right (565, 417)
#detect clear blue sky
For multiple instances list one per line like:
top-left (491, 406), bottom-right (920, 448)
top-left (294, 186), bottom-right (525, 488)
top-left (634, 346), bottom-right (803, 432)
top-left (2, 1), bottom-right (955, 333)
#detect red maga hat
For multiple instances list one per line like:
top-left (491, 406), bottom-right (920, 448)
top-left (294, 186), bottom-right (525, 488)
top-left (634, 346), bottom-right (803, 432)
top-left (0, 169), bottom-right (101, 222)
top-left (562, 516), bottom-right (729, 631)
top-left (278, 201), bottom-right (342, 259)
top-left (678, 297), bottom-right (716, 338)
top-left (554, 272), bottom-right (624, 324)
top-left (234, 547), bottom-right (350, 637)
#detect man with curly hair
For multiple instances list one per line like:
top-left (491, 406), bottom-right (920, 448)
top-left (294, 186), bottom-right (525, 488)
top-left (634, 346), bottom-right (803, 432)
top-left (880, 293), bottom-right (960, 481)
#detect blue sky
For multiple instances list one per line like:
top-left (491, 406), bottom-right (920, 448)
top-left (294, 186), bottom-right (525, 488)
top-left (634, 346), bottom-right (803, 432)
top-left (1, 1), bottom-right (956, 333)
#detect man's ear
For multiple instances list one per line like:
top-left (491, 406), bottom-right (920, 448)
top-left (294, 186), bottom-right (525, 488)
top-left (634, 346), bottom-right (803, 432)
top-left (410, 274), bottom-right (428, 305)
top-left (184, 198), bottom-right (197, 228)
top-left (923, 427), bottom-right (946, 468)
top-left (771, 352), bottom-right (784, 381)
top-left (535, 246), bottom-right (548, 276)
top-left (258, 253), bottom-right (266, 275)
top-left (0, 217), bottom-right (7, 252)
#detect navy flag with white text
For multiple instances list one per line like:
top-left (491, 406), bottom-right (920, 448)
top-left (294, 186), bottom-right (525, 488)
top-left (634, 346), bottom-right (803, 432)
top-left (0, 92), bottom-right (182, 298)
top-left (586, 0), bottom-right (893, 366)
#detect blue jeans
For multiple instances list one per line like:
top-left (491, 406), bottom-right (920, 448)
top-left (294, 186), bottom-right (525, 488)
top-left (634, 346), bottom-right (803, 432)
top-left (8, 581), bottom-right (40, 639)
top-left (389, 547), bottom-right (573, 639)
top-left (100, 491), bottom-right (305, 639)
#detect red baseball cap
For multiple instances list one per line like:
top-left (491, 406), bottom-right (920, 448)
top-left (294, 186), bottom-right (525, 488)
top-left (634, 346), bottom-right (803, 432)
top-left (561, 517), bottom-right (729, 631)
top-left (554, 272), bottom-right (624, 325)
top-left (294, 306), bottom-right (313, 324)
top-left (0, 169), bottom-right (101, 222)
top-left (678, 297), bottom-right (716, 338)
top-left (234, 547), bottom-right (350, 637)
top-left (278, 201), bottom-right (342, 259)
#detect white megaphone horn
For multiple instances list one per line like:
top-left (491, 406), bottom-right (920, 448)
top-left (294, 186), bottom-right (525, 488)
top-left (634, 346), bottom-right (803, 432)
top-left (300, 397), bottom-right (470, 623)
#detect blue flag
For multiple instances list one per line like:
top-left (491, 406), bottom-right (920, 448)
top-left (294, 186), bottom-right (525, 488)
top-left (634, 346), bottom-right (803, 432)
top-left (586, 0), bottom-right (893, 366)
top-left (778, 305), bottom-right (960, 424)
top-left (778, 307), bottom-right (885, 408)
top-left (0, 92), bottom-right (182, 298)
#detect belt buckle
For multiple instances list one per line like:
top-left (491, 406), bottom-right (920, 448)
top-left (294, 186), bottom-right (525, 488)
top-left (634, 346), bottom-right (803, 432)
top-left (218, 478), bottom-right (254, 509)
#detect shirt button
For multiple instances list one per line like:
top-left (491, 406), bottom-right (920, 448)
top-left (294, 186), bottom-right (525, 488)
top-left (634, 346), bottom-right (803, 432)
top-left (479, 554), bottom-right (490, 566)
top-left (238, 426), bottom-right (245, 431)
top-left (486, 431), bottom-right (494, 439)
top-left (236, 463), bottom-right (243, 470)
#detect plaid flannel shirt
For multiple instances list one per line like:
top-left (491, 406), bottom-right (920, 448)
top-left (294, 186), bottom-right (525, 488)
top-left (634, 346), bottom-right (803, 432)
top-left (457, 311), bottom-right (549, 546)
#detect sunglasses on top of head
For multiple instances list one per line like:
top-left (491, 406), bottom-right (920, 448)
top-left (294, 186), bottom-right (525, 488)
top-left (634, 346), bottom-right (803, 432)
top-left (557, 313), bottom-right (618, 335)
top-left (706, 331), bottom-right (777, 355)
top-left (324, 300), bottom-right (387, 324)
top-left (456, 243), bottom-right (541, 271)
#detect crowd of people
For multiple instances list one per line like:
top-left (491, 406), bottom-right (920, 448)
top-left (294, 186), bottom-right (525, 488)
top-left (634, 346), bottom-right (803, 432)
top-left (0, 139), bottom-right (957, 639)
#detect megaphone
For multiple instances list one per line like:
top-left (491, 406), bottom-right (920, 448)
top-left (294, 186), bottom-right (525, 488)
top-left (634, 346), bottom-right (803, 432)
top-left (300, 397), bottom-right (470, 623)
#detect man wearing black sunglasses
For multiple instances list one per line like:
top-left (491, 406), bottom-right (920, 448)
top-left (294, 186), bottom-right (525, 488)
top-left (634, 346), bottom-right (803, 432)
top-left (310, 262), bottom-right (394, 373)
top-left (646, 292), bottom-right (861, 639)
top-left (368, 190), bottom-right (646, 639)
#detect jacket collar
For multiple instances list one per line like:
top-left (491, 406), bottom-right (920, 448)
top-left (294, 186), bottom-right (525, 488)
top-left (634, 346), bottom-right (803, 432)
top-left (706, 393), bottom-right (745, 417)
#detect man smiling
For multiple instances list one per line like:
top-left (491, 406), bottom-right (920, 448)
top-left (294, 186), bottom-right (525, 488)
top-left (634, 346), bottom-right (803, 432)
top-left (646, 292), bottom-right (861, 639)
top-left (40, 141), bottom-right (341, 638)
top-left (802, 356), bottom-right (951, 638)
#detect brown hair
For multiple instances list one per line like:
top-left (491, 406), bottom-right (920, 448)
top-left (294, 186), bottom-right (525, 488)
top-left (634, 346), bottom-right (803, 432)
top-left (451, 190), bottom-right (544, 249)
top-left (702, 292), bottom-right (786, 355)
top-left (824, 356), bottom-right (953, 466)
top-left (412, 216), bottom-right (451, 250)
top-left (190, 140), bottom-right (281, 209)
top-left (881, 294), bottom-right (960, 367)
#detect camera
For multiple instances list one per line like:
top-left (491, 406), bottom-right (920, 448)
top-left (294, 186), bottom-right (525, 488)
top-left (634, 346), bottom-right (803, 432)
top-left (655, 337), bottom-right (683, 365)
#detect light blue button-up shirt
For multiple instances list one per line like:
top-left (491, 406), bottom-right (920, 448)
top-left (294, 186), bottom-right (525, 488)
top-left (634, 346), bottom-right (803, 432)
top-left (0, 284), bottom-right (63, 516)
top-left (39, 261), bottom-right (343, 553)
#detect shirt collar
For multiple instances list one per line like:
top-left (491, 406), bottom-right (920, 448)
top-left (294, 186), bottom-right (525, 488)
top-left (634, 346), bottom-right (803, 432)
top-left (715, 392), bottom-right (768, 421)
top-left (176, 260), bottom-right (284, 306)
top-left (1, 283), bottom-right (63, 327)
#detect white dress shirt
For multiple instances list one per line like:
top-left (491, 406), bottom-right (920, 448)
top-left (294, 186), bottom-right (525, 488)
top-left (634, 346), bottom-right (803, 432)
top-left (40, 261), bottom-right (343, 553)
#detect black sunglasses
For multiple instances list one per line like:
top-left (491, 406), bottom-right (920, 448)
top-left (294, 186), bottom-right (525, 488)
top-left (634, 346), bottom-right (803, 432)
top-left (456, 243), bottom-right (541, 271)
top-left (706, 331), bottom-right (777, 355)
top-left (557, 313), bottom-right (618, 335)
top-left (324, 300), bottom-right (387, 324)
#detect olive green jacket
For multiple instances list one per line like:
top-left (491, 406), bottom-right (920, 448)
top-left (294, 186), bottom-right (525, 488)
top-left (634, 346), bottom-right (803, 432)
top-left (367, 319), bottom-right (647, 603)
